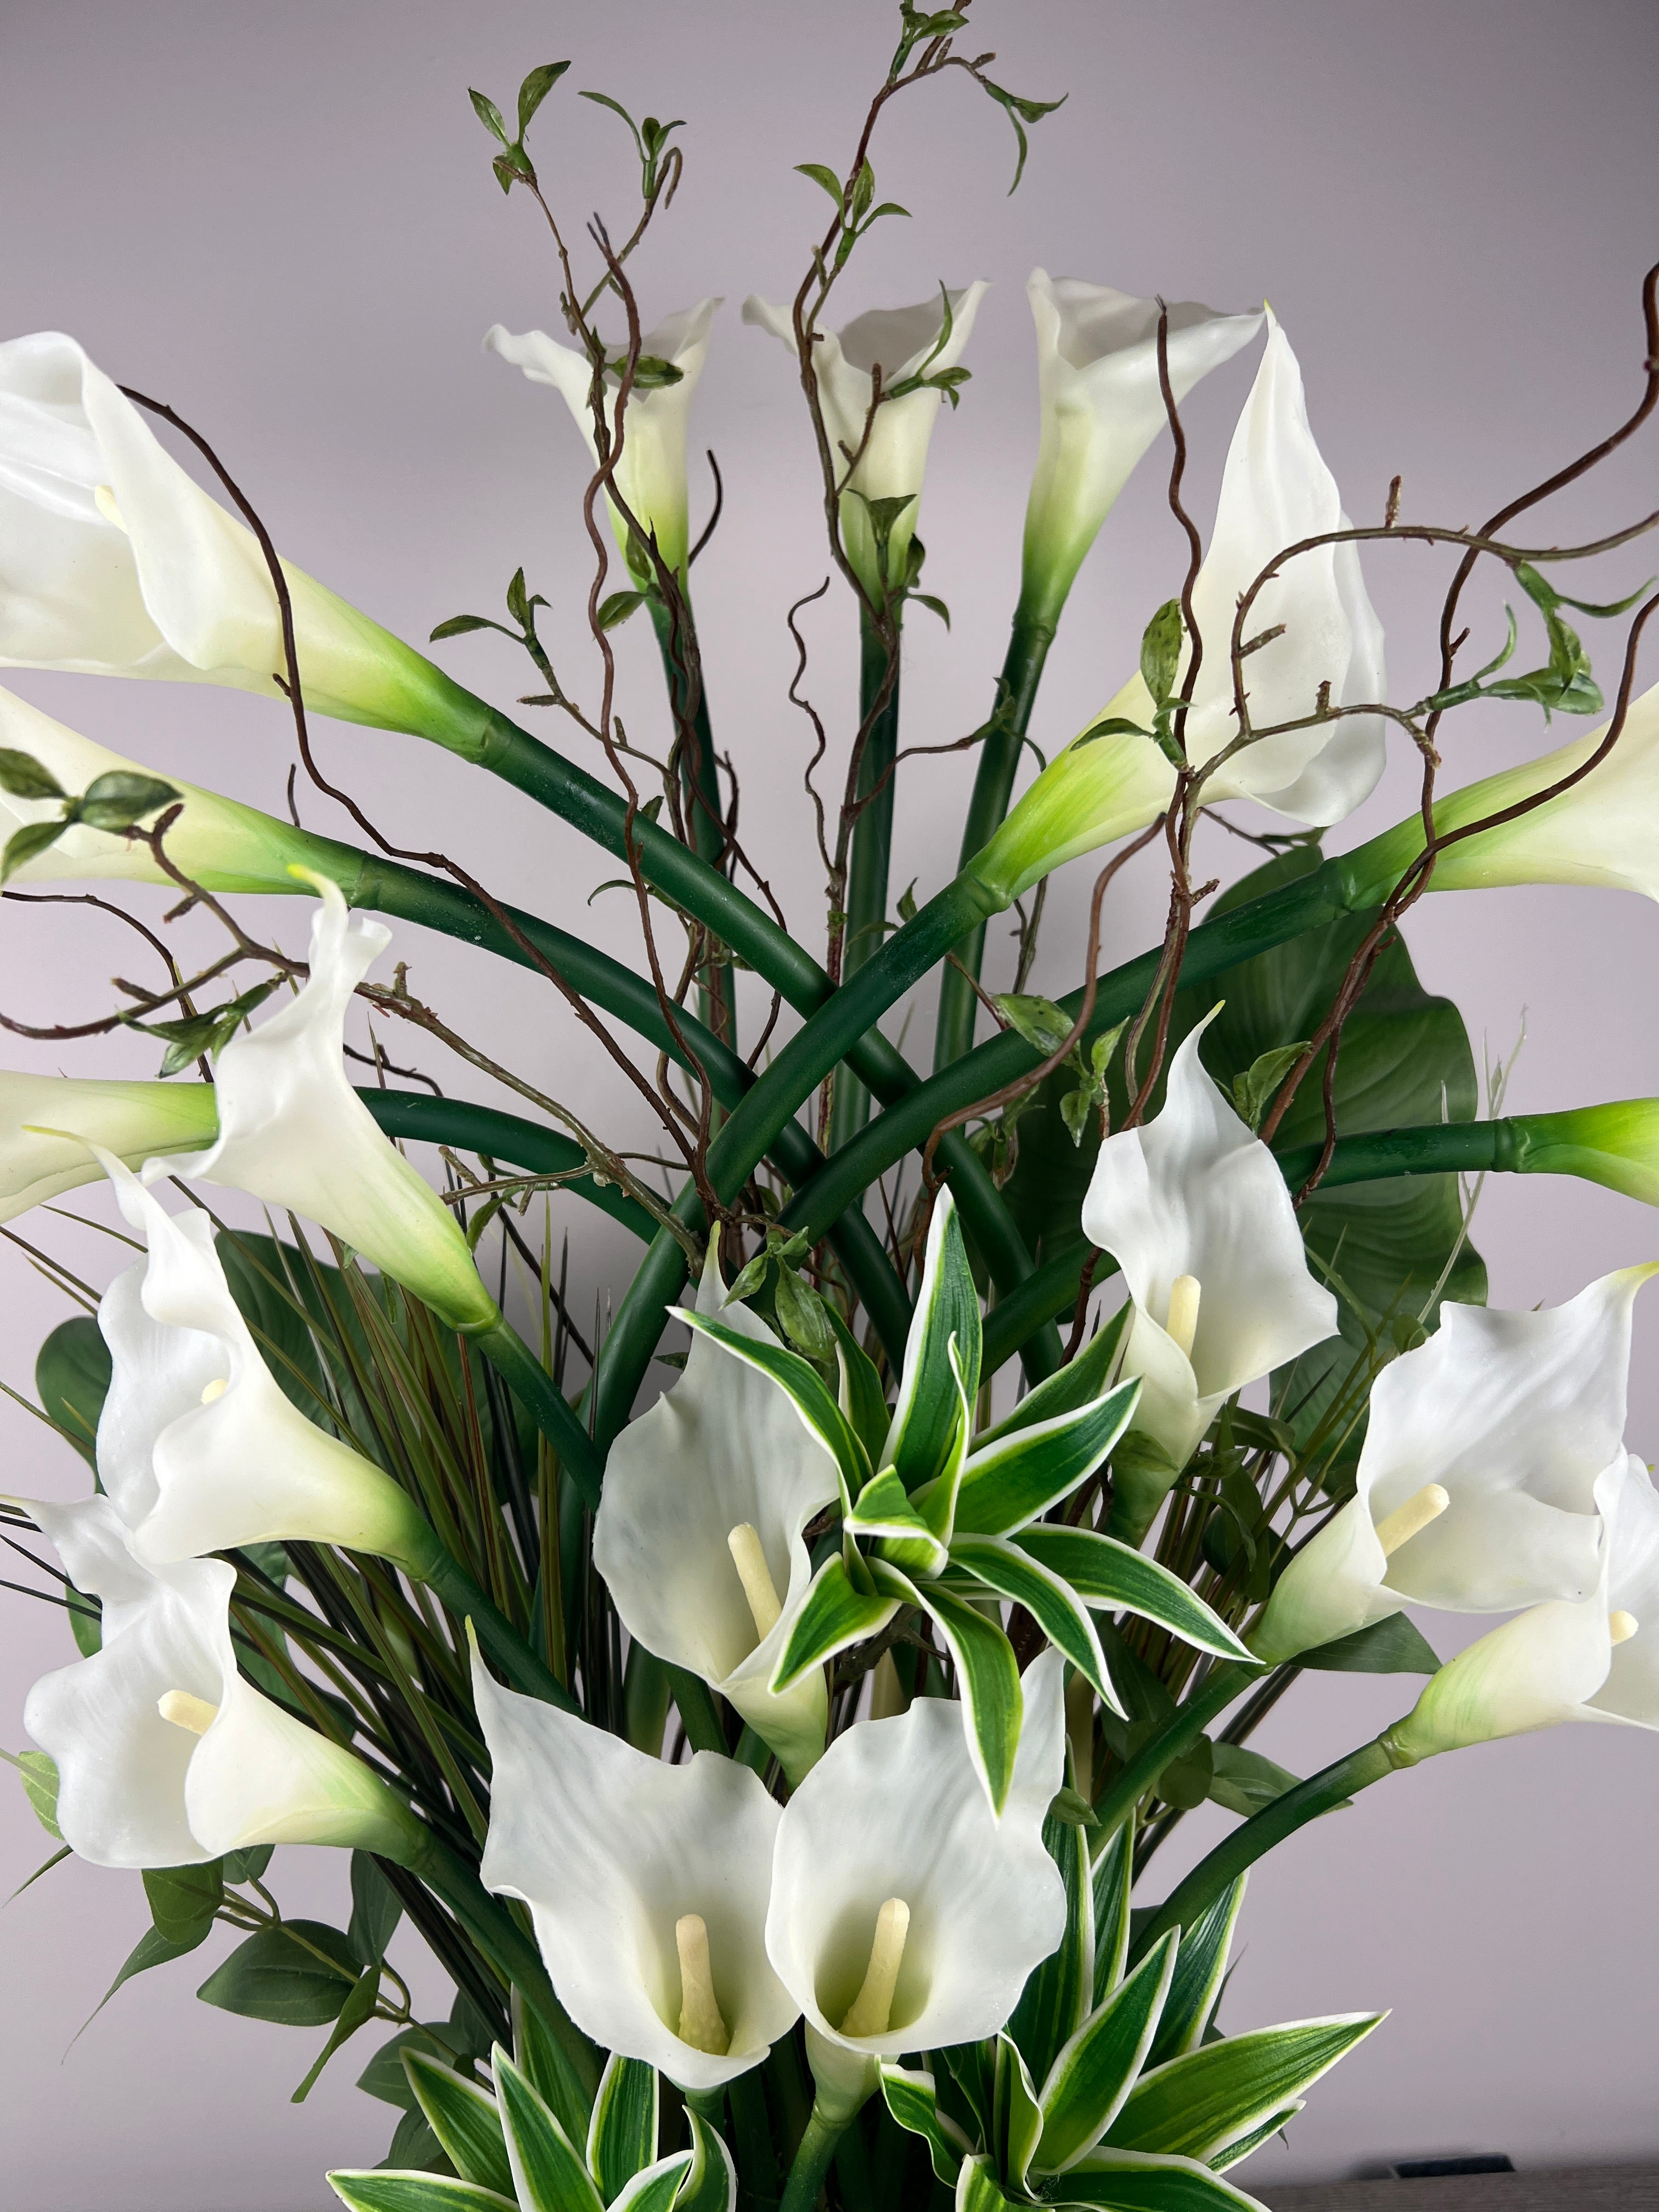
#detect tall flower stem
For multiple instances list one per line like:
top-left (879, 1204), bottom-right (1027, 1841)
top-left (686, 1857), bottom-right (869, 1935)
top-left (778, 2106), bottom-right (851, 2212)
top-left (829, 608), bottom-right (904, 1150)
top-left (648, 597), bottom-right (735, 1049)
top-left (400, 1519), bottom-right (578, 1714)
top-left (470, 1315), bottom-right (604, 1513)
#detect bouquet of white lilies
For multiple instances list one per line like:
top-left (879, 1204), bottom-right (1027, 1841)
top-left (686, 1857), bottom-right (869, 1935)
top-left (5, 8), bottom-right (1659, 2210)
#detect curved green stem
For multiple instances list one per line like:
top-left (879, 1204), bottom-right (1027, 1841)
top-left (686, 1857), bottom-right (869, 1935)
top-left (470, 1316), bottom-right (603, 1514)
top-left (1129, 1734), bottom-right (1411, 1962)
top-left (648, 597), bottom-right (734, 1048)
top-left (399, 1519), bottom-right (577, 1714)
top-left (829, 607), bottom-right (904, 1150)
top-left (1092, 1661), bottom-right (1259, 1842)
top-left (933, 613), bottom-right (1057, 1072)
top-left (778, 2106), bottom-right (851, 2212)
top-left (360, 1090), bottom-right (657, 1241)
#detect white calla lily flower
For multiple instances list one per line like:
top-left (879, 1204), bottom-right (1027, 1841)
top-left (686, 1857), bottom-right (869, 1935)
top-left (594, 1249), bottom-right (836, 1783)
top-left (21, 1495), bottom-right (416, 1866)
top-left (1, 1070), bottom-right (218, 1221)
top-left (0, 332), bottom-right (486, 751)
top-left (471, 1649), bottom-right (797, 2091)
top-left (1020, 275), bottom-right (1262, 630)
top-left (743, 285), bottom-right (988, 600)
top-left (486, 300), bottom-right (721, 580)
top-left (144, 873), bottom-right (496, 1332)
top-left (1254, 1266), bottom-right (1659, 1663)
top-left (764, 1649), bottom-right (1066, 2064)
top-left (1081, 1017), bottom-right (1338, 1473)
top-left (93, 1149), bottom-right (434, 1568)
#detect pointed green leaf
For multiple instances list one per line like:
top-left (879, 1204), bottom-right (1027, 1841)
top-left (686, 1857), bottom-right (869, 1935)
top-left (7, 1842), bottom-right (71, 1901)
top-left (512, 1988), bottom-right (594, 2150)
top-left (1207, 1745), bottom-right (1302, 1820)
top-left (0, 746), bottom-right (67, 799)
top-left (976, 1310), bottom-right (1130, 1451)
top-left (405, 2051), bottom-right (514, 2196)
top-left (795, 161), bottom-right (847, 207)
top-left (884, 1190), bottom-right (981, 1492)
top-left (34, 1314), bottom-right (111, 1469)
top-left (469, 88), bottom-right (509, 142)
top-left (993, 993), bottom-right (1076, 1058)
top-left (913, 1335), bottom-right (974, 1550)
top-left (144, 1860), bottom-right (223, 1948)
top-left (1105, 2014), bottom-right (1383, 2161)
top-left (993, 2033), bottom-right (1043, 2193)
top-left (377, 2110), bottom-right (455, 2175)
top-left (4, 1746), bottom-right (63, 1837)
top-left (957, 2152), bottom-right (1015, 2212)
top-left (872, 1561), bottom-right (1021, 1814)
top-left (880, 2066), bottom-right (972, 2185)
top-left (1009, 1808), bottom-right (1095, 2092)
top-left (1037, 1933), bottom-right (1177, 2172)
top-left (1146, 1880), bottom-right (1245, 2069)
top-left (771, 1555), bottom-right (899, 1691)
top-left (493, 2048), bottom-right (604, 2212)
top-left (294, 1963), bottom-right (381, 2103)
top-left (1209, 2102), bottom-right (1303, 2172)
top-left (1092, 1819), bottom-right (1133, 2005)
top-left (825, 1302), bottom-right (893, 1467)
top-left (2, 816), bottom-right (69, 883)
top-left (100, 1922), bottom-right (200, 2008)
top-left (1056, 2146), bottom-right (1267, 2209)
top-left (679, 1310), bottom-right (870, 1504)
top-left (610, 2154), bottom-right (693, 2212)
top-left (853, 1467), bottom-right (948, 1576)
top-left (349, 1852), bottom-right (403, 1967)
top-left (671, 2112), bottom-right (736, 2212)
top-left (949, 1539), bottom-right (1114, 1708)
top-left (360, 2028), bottom-right (463, 2112)
top-left (517, 62), bottom-right (571, 137)
top-left (1013, 1528), bottom-right (1251, 1662)
top-left (78, 769), bottom-right (182, 830)
top-left (329, 2176), bottom-right (515, 2212)
top-left (953, 1381), bottom-right (1140, 1537)
top-left (586, 2053), bottom-right (659, 2202)
top-left (198, 1921), bottom-right (360, 2025)
top-left (1296, 1612), bottom-right (1440, 1673)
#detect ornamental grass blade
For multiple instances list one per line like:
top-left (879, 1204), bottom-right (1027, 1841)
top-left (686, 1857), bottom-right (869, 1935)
top-left (770, 1554), bottom-right (899, 1691)
top-left (1036, 1934), bottom-right (1177, 2174)
top-left (993, 2032), bottom-right (1043, 2193)
top-left (1146, 1879), bottom-right (1246, 2069)
top-left (1104, 2014), bottom-right (1384, 2163)
top-left (1053, 2145), bottom-right (1268, 2210)
top-left (949, 1537), bottom-right (1114, 1708)
top-left (678, 1310), bottom-right (870, 1504)
top-left (492, 2046), bottom-right (604, 2212)
top-left (328, 2176), bottom-right (517, 2212)
top-left (405, 2050), bottom-right (515, 2197)
top-left (1092, 1820), bottom-right (1133, 2004)
top-left (884, 1189), bottom-right (981, 1492)
top-left (1008, 1808), bottom-right (1094, 2103)
top-left (952, 1380), bottom-right (1141, 1537)
top-left (586, 2054), bottom-right (659, 2203)
top-left (1013, 1528), bottom-right (1251, 1662)
top-left (871, 1561), bottom-right (1022, 1814)
top-left (880, 2065), bottom-right (973, 2185)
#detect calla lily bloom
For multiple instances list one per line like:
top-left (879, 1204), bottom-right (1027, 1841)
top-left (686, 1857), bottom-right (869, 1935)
top-left (1254, 1267), bottom-right (1659, 1663)
top-left (486, 300), bottom-right (721, 580)
top-left (0, 331), bottom-right (485, 751)
top-left (1342, 680), bottom-right (1659, 910)
top-left (1019, 275), bottom-right (1262, 631)
top-left (765, 1650), bottom-right (1066, 2071)
top-left (21, 1496), bottom-right (416, 1866)
top-left (1509, 1098), bottom-right (1659, 1209)
top-left (1387, 1455), bottom-right (1659, 1762)
top-left (742, 285), bottom-right (988, 600)
top-left (594, 1249), bottom-right (837, 1783)
top-left (144, 873), bottom-right (498, 1333)
top-left (1, 1070), bottom-right (218, 1221)
top-left (472, 1647), bottom-right (798, 2091)
top-left (94, 1150), bottom-right (435, 1568)
top-left (1081, 1018), bottom-right (1338, 1475)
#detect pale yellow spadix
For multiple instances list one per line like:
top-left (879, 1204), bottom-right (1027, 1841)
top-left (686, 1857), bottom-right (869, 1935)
top-left (1610, 1610), bottom-right (1640, 1645)
top-left (1375, 1482), bottom-right (1451, 1559)
top-left (727, 1522), bottom-right (782, 1641)
top-left (839, 1897), bottom-right (911, 2039)
top-left (93, 483), bottom-right (127, 532)
top-left (157, 1690), bottom-right (218, 1736)
top-left (200, 1376), bottom-right (229, 1404)
top-left (674, 1912), bottom-right (730, 2056)
top-left (1165, 1274), bottom-right (1201, 1360)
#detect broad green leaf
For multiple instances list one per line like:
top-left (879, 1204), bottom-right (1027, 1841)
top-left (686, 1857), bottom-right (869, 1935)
top-left (404, 2051), bottom-right (514, 2196)
top-left (143, 1860), bottom-right (223, 1949)
top-left (795, 160), bottom-right (847, 207)
top-left (4, 1746), bottom-right (62, 1837)
top-left (35, 1316), bottom-right (111, 1468)
top-left (1208, 1745), bottom-right (1302, 1819)
top-left (1013, 1528), bottom-right (1251, 1663)
top-left (1229, 1042), bottom-right (1310, 1133)
top-left (976, 1308), bottom-right (1130, 1451)
top-left (1092, 1820), bottom-right (1132, 2004)
top-left (872, 1561), bottom-right (1021, 1814)
top-left (610, 2155), bottom-right (694, 2212)
top-left (1057, 2145), bottom-right (1267, 2209)
top-left (100, 1923), bottom-right (200, 2008)
top-left (197, 1920), bottom-right (361, 2027)
top-left (670, 2112), bottom-right (735, 2212)
top-left (1147, 1880), bottom-right (1245, 2069)
top-left (361, 2028), bottom-right (467, 2112)
top-left (1297, 1611), bottom-right (1440, 1673)
top-left (953, 1380), bottom-right (1141, 1537)
top-left (586, 2053), bottom-right (658, 2204)
top-left (949, 1539), bottom-right (1113, 1707)
top-left (78, 769), bottom-right (181, 830)
top-left (223, 1843), bottom-right (274, 1883)
top-left (295, 1964), bottom-right (381, 2103)
top-left (993, 2033), bottom-right (1043, 2192)
top-left (380, 2111), bottom-right (458, 2177)
top-left (1153, 1737), bottom-right (1214, 1814)
top-left (1209, 2102), bottom-right (1303, 2172)
top-left (329, 2175), bottom-right (512, 2212)
top-left (884, 1189), bottom-right (981, 1492)
top-left (517, 61), bottom-right (571, 136)
top-left (350, 1852), bottom-right (404, 1967)
top-left (825, 1301), bottom-right (893, 1466)
top-left (880, 2065), bottom-right (972, 2184)
top-left (1105, 2014), bottom-right (1383, 2161)
top-left (679, 1310), bottom-right (870, 1504)
top-left (770, 1555), bottom-right (899, 1691)
top-left (0, 746), bottom-right (67, 798)
top-left (850, 1467), bottom-right (948, 1576)
top-left (1037, 1933), bottom-right (1177, 2172)
top-left (1009, 1810), bottom-right (1096, 2092)
top-left (494, 2047), bottom-right (603, 2212)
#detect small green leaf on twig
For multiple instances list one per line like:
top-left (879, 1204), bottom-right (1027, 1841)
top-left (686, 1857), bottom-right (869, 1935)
top-left (468, 88), bottom-right (509, 144)
top-left (1229, 1042), bottom-right (1310, 1132)
top-left (1, 818), bottom-right (69, 884)
top-left (796, 162), bottom-right (846, 209)
top-left (2, 1746), bottom-right (61, 1838)
top-left (0, 748), bottom-right (67, 800)
top-left (992, 992), bottom-right (1075, 1059)
top-left (516, 62), bottom-right (570, 138)
top-left (597, 590), bottom-right (650, 631)
top-left (77, 771), bottom-right (182, 832)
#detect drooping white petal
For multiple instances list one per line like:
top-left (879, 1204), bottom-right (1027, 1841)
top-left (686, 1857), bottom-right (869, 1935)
top-left (1, 1069), bottom-right (219, 1223)
top-left (1080, 1017), bottom-right (1338, 1465)
top-left (144, 874), bottom-right (496, 1331)
top-left (1589, 1457), bottom-right (1659, 1727)
top-left (594, 1248), bottom-right (836, 1782)
top-left (764, 1650), bottom-right (1066, 2060)
top-left (472, 1650), bottom-right (796, 2091)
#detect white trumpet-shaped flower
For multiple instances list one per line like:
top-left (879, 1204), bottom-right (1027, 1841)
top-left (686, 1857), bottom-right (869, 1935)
top-left (1254, 1266), bottom-right (1659, 1663)
top-left (1081, 1017), bottom-right (1338, 1472)
top-left (471, 1648), bottom-right (798, 2092)
top-left (594, 1249), bottom-right (837, 1784)
top-left (0, 332), bottom-right (484, 751)
top-left (93, 1149), bottom-right (435, 1569)
top-left (22, 1496), bottom-right (415, 1866)
top-left (144, 873), bottom-right (496, 1332)
top-left (764, 1649), bottom-right (1066, 2064)
top-left (1, 1070), bottom-right (218, 1222)
top-left (1020, 274), bottom-right (1262, 630)
top-left (487, 300), bottom-right (721, 580)
top-left (743, 285), bottom-right (988, 600)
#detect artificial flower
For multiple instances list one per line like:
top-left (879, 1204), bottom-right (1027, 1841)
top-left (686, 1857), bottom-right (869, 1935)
top-left (1, 1070), bottom-right (218, 1221)
top-left (1508, 1098), bottom-right (1659, 1210)
top-left (472, 1646), bottom-right (798, 2091)
top-left (742, 285), bottom-right (989, 600)
top-left (486, 299), bottom-right (721, 580)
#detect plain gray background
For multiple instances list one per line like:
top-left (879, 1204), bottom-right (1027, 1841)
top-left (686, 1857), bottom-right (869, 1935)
top-left (2, 3), bottom-right (1658, 2203)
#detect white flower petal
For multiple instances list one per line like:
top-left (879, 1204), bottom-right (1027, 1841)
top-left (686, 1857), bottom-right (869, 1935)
top-left (1250, 1495), bottom-right (1396, 1666)
top-left (1590, 1457), bottom-right (1659, 1726)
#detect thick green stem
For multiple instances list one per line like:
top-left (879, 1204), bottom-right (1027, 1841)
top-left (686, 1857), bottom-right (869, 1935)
top-left (470, 1317), bottom-right (604, 1513)
top-left (360, 1090), bottom-right (657, 1242)
top-left (778, 2106), bottom-right (851, 2212)
top-left (1130, 1734), bottom-right (1410, 1961)
top-left (933, 614), bottom-right (1057, 1073)
top-left (830, 609), bottom-right (904, 1150)
top-left (649, 597), bottom-right (735, 1049)
top-left (402, 1520), bottom-right (578, 1714)
top-left (1092, 1661), bottom-right (1259, 1841)
top-left (1273, 1118), bottom-right (1514, 1190)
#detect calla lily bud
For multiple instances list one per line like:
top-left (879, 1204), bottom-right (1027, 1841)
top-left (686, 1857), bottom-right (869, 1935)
top-left (144, 873), bottom-right (498, 1333)
top-left (1019, 274), bottom-right (1262, 633)
top-left (21, 1496), bottom-right (419, 1865)
top-left (471, 1645), bottom-right (799, 2091)
top-left (2, 1071), bottom-right (219, 1221)
top-left (594, 1248), bottom-right (837, 1783)
top-left (0, 682), bottom-right (317, 891)
top-left (1253, 1266), bottom-right (1659, 1664)
top-left (1510, 1099), bottom-right (1659, 1206)
top-left (1341, 680), bottom-right (1659, 911)
top-left (1081, 1014), bottom-right (1338, 1485)
top-left (0, 331), bottom-right (487, 754)
top-left (764, 1651), bottom-right (1066, 2062)
top-left (486, 300), bottom-right (721, 580)
top-left (742, 285), bottom-right (988, 601)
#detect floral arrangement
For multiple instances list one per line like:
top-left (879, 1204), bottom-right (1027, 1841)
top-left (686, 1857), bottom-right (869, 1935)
top-left (3, 8), bottom-right (1657, 2210)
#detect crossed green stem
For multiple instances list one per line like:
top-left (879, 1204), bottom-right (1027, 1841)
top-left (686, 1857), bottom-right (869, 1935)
top-left (828, 607), bottom-right (904, 1151)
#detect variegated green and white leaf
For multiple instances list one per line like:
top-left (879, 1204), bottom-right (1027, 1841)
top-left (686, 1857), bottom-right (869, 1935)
top-left (1105, 2014), bottom-right (1383, 2163)
top-left (1013, 1527), bottom-right (1251, 1662)
top-left (826, 1302), bottom-right (893, 1469)
top-left (881, 2064), bottom-right (973, 2185)
top-left (914, 1334), bottom-right (975, 1553)
top-left (1008, 1807), bottom-right (1095, 2092)
top-left (586, 2055), bottom-right (658, 2204)
top-left (1054, 2144), bottom-right (1270, 2210)
top-left (1092, 1820), bottom-right (1132, 2004)
top-left (1147, 1878), bottom-right (1246, 2069)
top-left (956, 2150), bottom-right (1017, 2212)
top-left (992, 2032), bottom-right (1043, 2194)
top-left (952, 1380), bottom-right (1141, 1538)
top-left (678, 1310), bottom-right (871, 1505)
top-left (871, 1560), bottom-right (1022, 1815)
top-left (1037, 1932), bottom-right (1177, 2173)
top-left (948, 1538), bottom-right (1116, 1709)
top-left (770, 1555), bottom-right (899, 1692)
top-left (850, 1468), bottom-right (949, 1577)
top-left (405, 2050), bottom-right (514, 2197)
top-left (975, 1306), bottom-right (1130, 1451)
top-left (884, 1190), bottom-right (981, 1493)
top-left (673, 2112), bottom-right (736, 2212)
top-left (328, 2175), bottom-right (516, 2212)
top-left (1209, 2104), bottom-right (1303, 2174)
top-left (610, 2153), bottom-right (694, 2212)
top-left (492, 2048), bottom-right (603, 2212)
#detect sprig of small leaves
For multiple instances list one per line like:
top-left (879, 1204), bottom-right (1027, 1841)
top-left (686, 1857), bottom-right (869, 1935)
top-left (579, 92), bottom-right (685, 204)
top-left (123, 977), bottom-right (284, 1079)
top-left (882, 281), bottom-right (973, 411)
top-left (0, 751), bottom-right (180, 885)
top-left (1229, 1042), bottom-right (1310, 1133)
top-left (468, 63), bottom-right (569, 195)
top-left (991, 995), bottom-right (1128, 1147)
top-left (796, 156), bottom-right (911, 273)
top-left (1073, 600), bottom-right (1189, 768)
top-left (1422, 563), bottom-right (1651, 722)
top-left (724, 1228), bottom-right (837, 1365)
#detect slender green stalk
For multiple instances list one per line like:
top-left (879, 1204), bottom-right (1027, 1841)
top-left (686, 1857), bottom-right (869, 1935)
top-left (1092, 1661), bottom-right (1259, 1841)
top-left (664, 1666), bottom-right (729, 1754)
top-left (830, 608), bottom-right (904, 1150)
top-left (981, 1250), bottom-right (1116, 1375)
top-left (778, 2106), bottom-right (851, 2212)
top-left (648, 597), bottom-right (735, 1048)
top-left (932, 613), bottom-right (1057, 1071)
top-left (470, 1317), bottom-right (603, 1513)
top-left (360, 1090), bottom-right (656, 1241)
top-left (1130, 1734), bottom-right (1412, 1961)
top-left (403, 1520), bottom-right (578, 1715)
